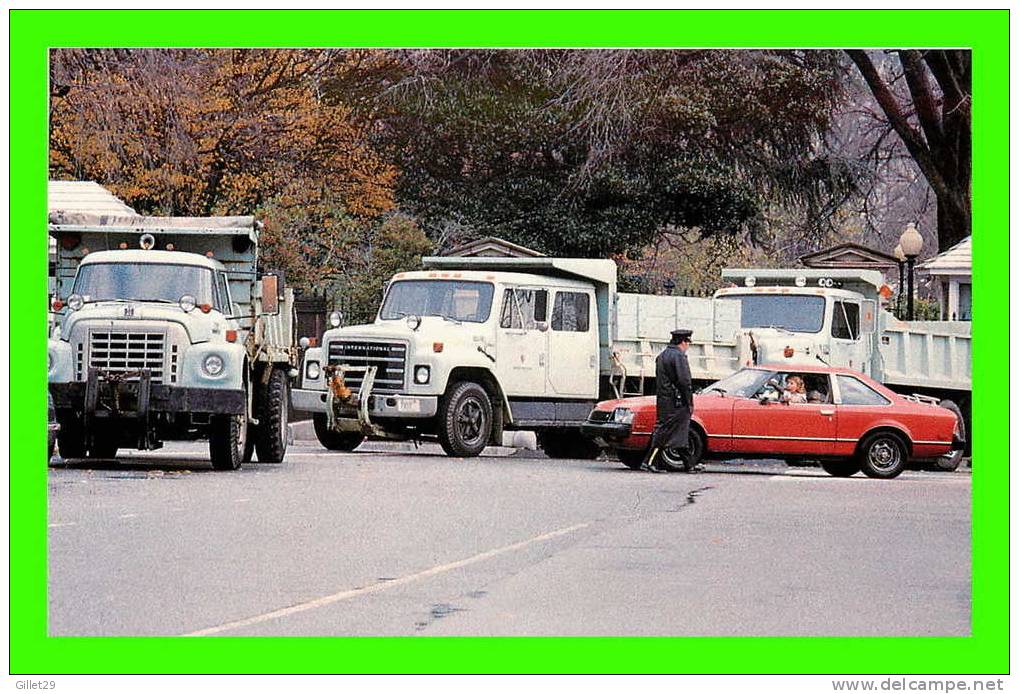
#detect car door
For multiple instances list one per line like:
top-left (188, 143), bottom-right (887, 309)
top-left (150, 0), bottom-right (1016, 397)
top-left (832, 373), bottom-right (895, 457)
top-left (546, 289), bottom-right (598, 398)
top-left (730, 372), bottom-right (837, 456)
top-left (495, 286), bottom-right (548, 397)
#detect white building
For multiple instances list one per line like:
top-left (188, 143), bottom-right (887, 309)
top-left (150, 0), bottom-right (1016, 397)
top-left (917, 236), bottom-right (972, 321)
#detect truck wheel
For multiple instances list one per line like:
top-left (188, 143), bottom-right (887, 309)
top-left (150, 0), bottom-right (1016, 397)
top-left (438, 381), bottom-right (492, 458)
top-left (209, 412), bottom-right (249, 471)
top-left (254, 368), bottom-right (289, 464)
top-left (858, 432), bottom-right (908, 479)
top-left (931, 399), bottom-right (966, 472)
top-left (55, 410), bottom-right (86, 459)
top-left (617, 449), bottom-right (646, 470)
top-left (89, 439), bottom-right (118, 460)
top-left (537, 430), bottom-right (601, 460)
top-left (313, 413), bottom-right (365, 451)
top-left (821, 459), bottom-right (861, 477)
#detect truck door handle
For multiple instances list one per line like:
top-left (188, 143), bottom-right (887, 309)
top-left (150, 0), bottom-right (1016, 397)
top-left (819, 408), bottom-right (835, 416)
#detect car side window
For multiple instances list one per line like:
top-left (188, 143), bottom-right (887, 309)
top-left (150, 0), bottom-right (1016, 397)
top-left (832, 301), bottom-right (860, 340)
top-left (837, 375), bottom-right (890, 406)
top-left (551, 292), bottom-right (590, 332)
top-left (499, 288), bottom-right (546, 330)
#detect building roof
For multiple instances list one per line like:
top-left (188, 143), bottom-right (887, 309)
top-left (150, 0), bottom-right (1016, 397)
top-left (48, 181), bottom-right (137, 216)
top-left (917, 236), bottom-right (971, 275)
top-left (443, 236), bottom-right (545, 258)
top-left (798, 243), bottom-right (898, 270)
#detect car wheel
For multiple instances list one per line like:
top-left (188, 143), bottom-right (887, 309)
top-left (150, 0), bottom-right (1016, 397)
top-left (437, 381), bottom-right (492, 458)
top-left (617, 449), bottom-right (646, 470)
top-left (821, 459), bottom-right (861, 477)
top-left (312, 413), bottom-right (365, 451)
top-left (661, 428), bottom-right (705, 470)
top-left (930, 399), bottom-right (966, 472)
top-left (858, 432), bottom-right (908, 479)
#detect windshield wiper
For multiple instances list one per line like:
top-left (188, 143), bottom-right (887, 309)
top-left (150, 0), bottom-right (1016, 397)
top-left (426, 313), bottom-right (462, 325)
top-left (704, 387), bottom-right (727, 396)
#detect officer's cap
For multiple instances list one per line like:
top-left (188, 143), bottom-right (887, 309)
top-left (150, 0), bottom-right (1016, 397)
top-left (670, 329), bottom-right (693, 344)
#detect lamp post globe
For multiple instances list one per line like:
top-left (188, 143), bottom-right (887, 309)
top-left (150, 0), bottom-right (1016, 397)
top-left (898, 223), bottom-right (924, 320)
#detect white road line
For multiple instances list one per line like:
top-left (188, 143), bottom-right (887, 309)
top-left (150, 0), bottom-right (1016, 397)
top-left (119, 513), bottom-right (139, 519)
top-left (48, 522), bottom-right (77, 528)
top-left (183, 520), bottom-right (591, 637)
top-left (233, 498), bottom-right (251, 503)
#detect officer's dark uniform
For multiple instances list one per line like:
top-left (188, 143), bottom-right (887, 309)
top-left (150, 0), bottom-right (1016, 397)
top-left (643, 329), bottom-right (699, 473)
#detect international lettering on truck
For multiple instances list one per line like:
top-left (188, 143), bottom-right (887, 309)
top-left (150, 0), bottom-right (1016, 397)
top-left (47, 211), bottom-right (298, 470)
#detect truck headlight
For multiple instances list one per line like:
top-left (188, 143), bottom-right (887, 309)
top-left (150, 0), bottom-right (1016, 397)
top-left (414, 365), bottom-right (430, 384)
top-left (305, 360), bottom-right (321, 380)
top-left (612, 408), bottom-right (634, 424)
top-left (202, 354), bottom-right (225, 376)
top-left (179, 294), bottom-right (197, 313)
top-left (329, 311), bottom-right (343, 328)
top-left (67, 294), bottom-right (84, 311)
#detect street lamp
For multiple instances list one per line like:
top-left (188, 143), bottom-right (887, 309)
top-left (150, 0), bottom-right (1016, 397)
top-left (893, 243), bottom-right (906, 318)
top-left (899, 223), bottom-right (924, 320)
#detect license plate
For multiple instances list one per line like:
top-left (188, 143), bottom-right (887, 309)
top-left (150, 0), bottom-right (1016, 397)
top-left (397, 399), bottom-right (422, 413)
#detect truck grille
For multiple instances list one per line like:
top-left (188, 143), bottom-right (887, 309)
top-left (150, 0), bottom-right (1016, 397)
top-left (327, 341), bottom-right (407, 393)
top-left (88, 330), bottom-right (170, 384)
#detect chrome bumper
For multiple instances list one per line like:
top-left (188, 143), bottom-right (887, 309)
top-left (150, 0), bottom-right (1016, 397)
top-left (292, 388), bottom-right (438, 419)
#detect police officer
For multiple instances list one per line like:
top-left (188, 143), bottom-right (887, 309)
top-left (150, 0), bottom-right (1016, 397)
top-left (642, 328), bottom-right (701, 473)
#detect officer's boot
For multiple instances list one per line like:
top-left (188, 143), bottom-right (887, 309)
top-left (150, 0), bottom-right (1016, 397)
top-left (641, 447), bottom-right (667, 473)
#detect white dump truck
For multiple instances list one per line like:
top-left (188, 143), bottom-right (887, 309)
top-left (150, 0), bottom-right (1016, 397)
top-left (292, 256), bottom-right (742, 458)
top-left (47, 212), bottom-right (297, 470)
top-left (294, 257), bottom-right (971, 465)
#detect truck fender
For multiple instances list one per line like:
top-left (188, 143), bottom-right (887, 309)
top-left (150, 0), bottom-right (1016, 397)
top-left (446, 366), bottom-right (513, 431)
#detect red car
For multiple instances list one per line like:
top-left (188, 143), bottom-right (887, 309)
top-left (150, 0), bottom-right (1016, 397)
top-left (582, 364), bottom-right (964, 479)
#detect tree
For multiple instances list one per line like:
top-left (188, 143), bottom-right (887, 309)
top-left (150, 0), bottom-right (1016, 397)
top-left (49, 49), bottom-right (398, 280)
top-left (370, 49), bottom-right (858, 258)
top-left (846, 50), bottom-right (971, 251)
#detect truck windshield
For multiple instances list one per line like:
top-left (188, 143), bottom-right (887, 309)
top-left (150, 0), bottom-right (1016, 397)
top-left (721, 294), bottom-right (826, 333)
top-left (700, 369), bottom-right (773, 399)
top-left (73, 263), bottom-right (216, 305)
top-left (380, 280), bottom-right (495, 323)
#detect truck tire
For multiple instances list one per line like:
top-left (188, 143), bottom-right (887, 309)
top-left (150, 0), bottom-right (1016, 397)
top-left (89, 439), bottom-right (119, 460)
top-left (857, 431), bottom-right (908, 479)
top-left (821, 459), bottom-right (861, 477)
top-left (209, 411), bottom-right (249, 471)
top-left (930, 399), bottom-right (966, 472)
top-left (312, 413), bottom-right (365, 451)
top-left (55, 410), bottom-right (86, 459)
top-left (617, 449), bottom-right (646, 470)
top-left (254, 368), bottom-right (289, 464)
top-left (437, 381), bottom-right (492, 458)
top-left (538, 430), bottom-right (602, 460)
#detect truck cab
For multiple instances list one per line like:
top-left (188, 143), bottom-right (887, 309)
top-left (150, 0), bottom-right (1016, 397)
top-left (48, 213), bottom-right (296, 470)
top-left (293, 259), bottom-right (607, 458)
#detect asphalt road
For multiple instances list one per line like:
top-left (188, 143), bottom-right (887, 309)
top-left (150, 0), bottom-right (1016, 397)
top-left (47, 441), bottom-right (971, 637)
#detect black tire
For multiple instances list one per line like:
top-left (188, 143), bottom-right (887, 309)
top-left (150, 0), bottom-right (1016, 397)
top-left (48, 435), bottom-right (56, 463)
top-left (313, 413), bottom-right (365, 451)
top-left (858, 431), bottom-right (908, 479)
top-left (617, 449), bottom-right (646, 470)
top-left (538, 430), bottom-right (602, 460)
top-left (821, 459), bottom-right (861, 477)
top-left (660, 427), bottom-right (705, 471)
top-left (437, 381), bottom-right (492, 458)
top-left (930, 399), bottom-right (966, 472)
top-left (254, 368), bottom-right (289, 464)
top-left (55, 410), bottom-right (86, 459)
top-left (88, 439), bottom-right (119, 460)
top-left (209, 409), bottom-right (249, 471)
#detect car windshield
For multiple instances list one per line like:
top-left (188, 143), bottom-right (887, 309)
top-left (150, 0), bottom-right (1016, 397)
top-left (380, 280), bottom-right (495, 323)
top-left (73, 262), bottom-right (216, 305)
top-left (720, 294), bottom-right (826, 333)
top-left (700, 369), bottom-right (773, 399)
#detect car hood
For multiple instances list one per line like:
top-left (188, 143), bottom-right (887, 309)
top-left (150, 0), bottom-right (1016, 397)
top-left (594, 392), bottom-right (734, 413)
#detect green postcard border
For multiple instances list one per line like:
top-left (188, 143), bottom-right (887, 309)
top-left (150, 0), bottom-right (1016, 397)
top-left (10, 9), bottom-right (1009, 675)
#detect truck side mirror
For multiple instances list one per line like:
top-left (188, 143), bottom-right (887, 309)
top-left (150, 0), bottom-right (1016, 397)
top-left (260, 274), bottom-right (280, 315)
